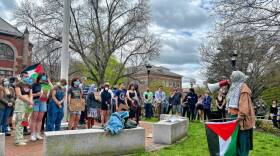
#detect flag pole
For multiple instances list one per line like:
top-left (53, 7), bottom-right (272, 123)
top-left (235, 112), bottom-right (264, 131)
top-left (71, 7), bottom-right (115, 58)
top-left (61, 0), bottom-right (71, 122)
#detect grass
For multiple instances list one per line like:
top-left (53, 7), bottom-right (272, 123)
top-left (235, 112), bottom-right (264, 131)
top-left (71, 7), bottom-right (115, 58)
top-left (141, 117), bottom-right (159, 123)
top-left (134, 121), bottom-right (280, 156)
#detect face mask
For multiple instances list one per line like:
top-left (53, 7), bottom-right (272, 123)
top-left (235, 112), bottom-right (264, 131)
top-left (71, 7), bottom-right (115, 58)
top-left (74, 81), bottom-right (80, 87)
top-left (41, 76), bottom-right (47, 81)
top-left (23, 87), bottom-right (30, 93)
top-left (105, 87), bottom-right (109, 91)
top-left (3, 81), bottom-right (9, 87)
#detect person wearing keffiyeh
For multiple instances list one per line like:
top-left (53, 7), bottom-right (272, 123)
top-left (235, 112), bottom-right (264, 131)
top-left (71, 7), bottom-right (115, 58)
top-left (226, 71), bottom-right (255, 156)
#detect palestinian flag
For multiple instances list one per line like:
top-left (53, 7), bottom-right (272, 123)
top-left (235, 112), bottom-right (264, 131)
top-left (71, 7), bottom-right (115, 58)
top-left (205, 120), bottom-right (239, 156)
top-left (21, 63), bottom-right (44, 79)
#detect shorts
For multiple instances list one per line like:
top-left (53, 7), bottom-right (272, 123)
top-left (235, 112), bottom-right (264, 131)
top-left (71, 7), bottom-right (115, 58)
top-left (33, 99), bottom-right (47, 112)
top-left (87, 108), bottom-right (98, 118)
top-left (196, 104), bottom-right (204, 110)
top-left (70, 111), bottom-right (81, 115)
top-left (101, 103), bottom-right (109, 111)
top-left (172, 105), bottom-right (181, 114)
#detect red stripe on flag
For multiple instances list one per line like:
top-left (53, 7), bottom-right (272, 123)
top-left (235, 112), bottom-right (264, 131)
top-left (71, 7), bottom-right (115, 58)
top-left (206, 120), bottom-right (238, 141)
top-left (35, 64), bottom-right (44, 73)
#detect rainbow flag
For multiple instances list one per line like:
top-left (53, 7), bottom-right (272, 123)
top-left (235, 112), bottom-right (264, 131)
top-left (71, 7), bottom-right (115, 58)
top-left (21, 63), bottom-right (44, 80)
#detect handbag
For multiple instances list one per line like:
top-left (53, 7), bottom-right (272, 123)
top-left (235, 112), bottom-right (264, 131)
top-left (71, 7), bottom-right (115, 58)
top-left (69, 98), bottom-right (85, 111)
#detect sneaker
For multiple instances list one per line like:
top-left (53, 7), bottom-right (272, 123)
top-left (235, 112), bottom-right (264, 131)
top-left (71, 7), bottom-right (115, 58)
top-left (15, 142), bottom-right (27, 146)
top-left (30, 134), bottom-right (37, 141)
top-left (36, 133), bottom-right (43, 140)
top-left (5, 133), bottom-right (11, 136)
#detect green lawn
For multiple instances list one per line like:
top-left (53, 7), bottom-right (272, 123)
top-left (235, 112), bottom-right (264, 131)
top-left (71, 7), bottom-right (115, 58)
top-left (135, 121), bottom-right (280, 156)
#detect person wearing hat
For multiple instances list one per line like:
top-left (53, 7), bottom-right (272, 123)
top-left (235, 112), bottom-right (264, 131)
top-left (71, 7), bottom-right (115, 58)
top-left (226, 71), bottom-right (255, 156)
top-left (86, 84), bottom-right (99, 128)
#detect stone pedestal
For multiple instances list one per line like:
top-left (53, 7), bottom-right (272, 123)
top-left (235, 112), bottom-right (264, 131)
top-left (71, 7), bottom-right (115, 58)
top-left (0, 133), bottom-right (5, 156)
top-left (152, 119), bottom-right (189, 144)
top-left (43, 127), bottom-right (145, 156)
top-left (160, 114), bottom-right (187, 121)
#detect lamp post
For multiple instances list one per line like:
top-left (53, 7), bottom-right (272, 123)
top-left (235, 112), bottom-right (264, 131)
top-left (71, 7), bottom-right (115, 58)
top-left (145, 63), bottom-right (152, 89)
top-left (231, 50), bottom-right (238, 71)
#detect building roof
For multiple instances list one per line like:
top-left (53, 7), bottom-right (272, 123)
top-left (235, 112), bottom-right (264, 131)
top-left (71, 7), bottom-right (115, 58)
top-left (0, 17), bottom-right (23, 37)
top-left (128, 65), bottom-right (183, 78)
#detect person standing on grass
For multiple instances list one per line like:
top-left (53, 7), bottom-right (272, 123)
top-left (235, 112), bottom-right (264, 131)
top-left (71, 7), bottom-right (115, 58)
top-left (196, 95), bottom-right (204, 122)
top-left (270, 100), bottom-right (279, 128)
top-left (226, 71), bottom-right (255, 156)
top-left (100, 83), bottom-right (112, 127)
top-left (134, 84), bottom-right (142, 125)
top-left (46, 79), bottom-right (67, 131)
top-left (68, 78), bottom-right (83, 130)
top-left (86, 84), bottom-right (99, 128)
top-left (215, 91), bottom-right (226, 120)
top-left (0, 78), bottom-right (15, 136)
top-left (143, 88), bottom-right (153, 119)
top-left (171, 87), bottom-right (182, 116)
top-left (154, 86), bottom-right (166, 119)
top-left (185, 88), bottom-right (198, 121)
top-left (203, 92), bottom-right (212, 121)
top-left (126, 84), bottom-right (138, 120)
top-left (14, 73), bottom-right (33, 146)
top-left (115, 82), bottom-right (128, 112)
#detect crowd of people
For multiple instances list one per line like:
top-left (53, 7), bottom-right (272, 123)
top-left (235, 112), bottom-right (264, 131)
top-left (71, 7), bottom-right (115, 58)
top-left (0, 70), bottom-right (278, 148)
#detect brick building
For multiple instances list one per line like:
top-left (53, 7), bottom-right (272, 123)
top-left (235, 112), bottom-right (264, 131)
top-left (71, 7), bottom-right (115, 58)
top-left (0, 17), bottom-right (32, 77)
top-left (127, 65), bottom-right (183, 93)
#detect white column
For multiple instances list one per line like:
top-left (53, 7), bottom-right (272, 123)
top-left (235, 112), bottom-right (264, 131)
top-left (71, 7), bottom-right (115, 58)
top-left (61, 0), bottom-right (71, 121)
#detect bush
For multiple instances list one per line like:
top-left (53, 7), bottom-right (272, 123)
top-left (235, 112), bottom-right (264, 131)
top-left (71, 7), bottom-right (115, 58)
top-left (256, 119), bottom-right (280, 134)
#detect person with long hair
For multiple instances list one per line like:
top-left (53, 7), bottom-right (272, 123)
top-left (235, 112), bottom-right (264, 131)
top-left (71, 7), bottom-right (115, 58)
top-left (0, 78), bottom-right (15, 136)
top-left (126, 84), bottom-right (138, 119)
top-left (270, 100), bottom-right (279, 128)
top-left (68, 78), bottom-right (83, 130)
top-left (86, 84), bottom-right (99, 128)
top-left (14, 72), bottom-right (33, 146)
top-left (196, 95), bottom-right (204, 122)
top-left (100, 83), bottom-right (112, 127)
top-left (46, 79), bottom-right (67, 131)
top-left (134, 84), bottom-right (142, 125)
top-left (30, 73), bottom-right (52, 141)
top-left (215, 91), bottom-right (226, 120)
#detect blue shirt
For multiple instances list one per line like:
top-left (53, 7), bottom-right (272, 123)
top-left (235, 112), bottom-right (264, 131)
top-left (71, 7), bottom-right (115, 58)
top-left (203, 96), bottom-right (212, 110)
top-left (32, 83), bottom-right (42, 99)
top-left (115, 89), bottom-right (126, 105)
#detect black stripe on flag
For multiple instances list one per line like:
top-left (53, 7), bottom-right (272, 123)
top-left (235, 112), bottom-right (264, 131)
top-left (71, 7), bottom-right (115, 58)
top-left (206, 126), bottom-right (220, 156)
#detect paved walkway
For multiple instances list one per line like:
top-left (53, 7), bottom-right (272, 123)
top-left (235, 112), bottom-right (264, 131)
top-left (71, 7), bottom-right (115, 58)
top-left (5, 121), bottom-right (166, 156)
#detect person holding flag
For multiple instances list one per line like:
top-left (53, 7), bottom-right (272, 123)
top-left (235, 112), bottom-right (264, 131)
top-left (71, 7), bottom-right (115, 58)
top-left (205, 71), bottom-right (255, 156)
top-left (226, 71), bottom-right (255, 156)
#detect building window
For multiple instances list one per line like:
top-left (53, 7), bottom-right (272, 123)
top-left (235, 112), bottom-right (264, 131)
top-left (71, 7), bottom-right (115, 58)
top-left (0, 43), bottom-right (14, 60)
top-left (0, 69), bottom-right (13, 77)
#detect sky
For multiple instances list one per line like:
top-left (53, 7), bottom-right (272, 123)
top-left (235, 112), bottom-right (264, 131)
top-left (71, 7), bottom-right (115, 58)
top-left (0, 0), bottom-right (214, 88)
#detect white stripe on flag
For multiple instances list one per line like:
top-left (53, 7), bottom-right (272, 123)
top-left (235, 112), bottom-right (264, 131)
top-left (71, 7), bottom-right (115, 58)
top-left (218, 136), bottom-right (231, 156)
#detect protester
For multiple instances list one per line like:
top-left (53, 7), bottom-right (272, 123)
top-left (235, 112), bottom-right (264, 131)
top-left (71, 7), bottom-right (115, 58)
top-left (270, 100), bottom-right (279, 128)
top-left (115, 82), bottom-right (128, 111)
top-left (166, 91), bottom-right (173, 114)
top-left (143, 88), bottom-right (153, 119)
top-left (184, 88), bottom-right (198, 121)
top-left (30, 73), bottom-right (52, 141)
top-left (46, 79), bottom-right (67, 131)
top-left (215, 91), bottom-right (226, 120)
top-left (14, 73), bottom-right (33, 146)
top-left (203, 92), bottom-right (212, 121)
top-left (154, 86), bottom-right (166, 119)
top-left (134, 84), bottom-right (142, 125)
top-left (100, 83), bottom-right (112, 127)
top-left (86, 84), bottom-right (99, 128)
top-left (196, 95), bottom-right (204, 122)
top-left (226, 71), bottom-right (255, 156)
top-left (171, 87), bottom-right (182, 115)
top-left (0, 78), bottom-right (15, 136)
top-left (126, 84), bottom-right (138, 119)
top-left (68, 78), bottom-right (83, 130)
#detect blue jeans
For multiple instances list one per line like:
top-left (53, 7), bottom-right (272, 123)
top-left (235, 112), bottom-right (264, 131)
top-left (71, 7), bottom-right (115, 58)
top-left (0, 109), bottom-right (4, 133)
top-left (1, 107), bottom-right (12, 134)
top-left (46, 102), bottom-right (64, 131)
top-left (145, 103), bottom-right (152, 118)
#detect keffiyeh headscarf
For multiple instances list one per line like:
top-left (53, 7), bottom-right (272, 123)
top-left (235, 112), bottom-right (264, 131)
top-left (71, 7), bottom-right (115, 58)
top-left (226, 71), bottom-right (248, 109)
top-left (88, 84), bottom-right (97, 93)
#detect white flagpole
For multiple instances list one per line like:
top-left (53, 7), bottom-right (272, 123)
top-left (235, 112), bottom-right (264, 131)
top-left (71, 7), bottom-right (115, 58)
top-left (61, 0), bottom-right (71, 122)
